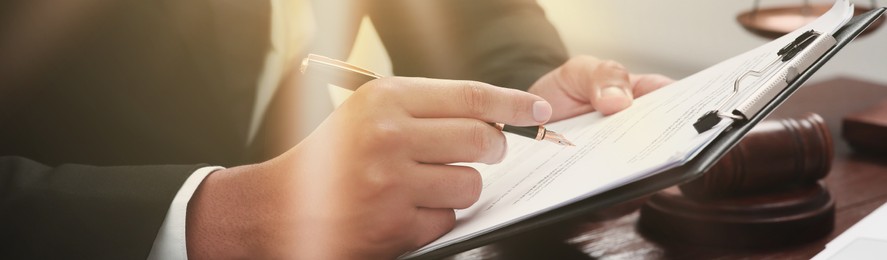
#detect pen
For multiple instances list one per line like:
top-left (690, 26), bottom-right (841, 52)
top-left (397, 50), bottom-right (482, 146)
top-left (300, 54), bottom-right (575, 146)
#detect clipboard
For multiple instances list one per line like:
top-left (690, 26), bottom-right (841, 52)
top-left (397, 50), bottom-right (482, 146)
top-left (408, 7), bottom-right (885, 260)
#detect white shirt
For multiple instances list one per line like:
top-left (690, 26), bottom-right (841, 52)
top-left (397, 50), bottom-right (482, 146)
top-left (146, 166), bottom-right (220, 260)
top-left (148, 0), bottom-right (313, 258)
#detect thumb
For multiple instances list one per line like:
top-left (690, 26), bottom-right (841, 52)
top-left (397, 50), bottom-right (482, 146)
top-left (578, 58), bottom-right (633, 115)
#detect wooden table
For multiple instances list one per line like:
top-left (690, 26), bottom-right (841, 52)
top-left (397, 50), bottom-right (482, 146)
top-left (447, 77), bottom-right (887, 259)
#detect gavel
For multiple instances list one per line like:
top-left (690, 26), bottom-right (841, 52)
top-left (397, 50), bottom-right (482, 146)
top-left (638, 113), bottom-right (836, 249)
top-left (679, 113), bottom-right (834, 198)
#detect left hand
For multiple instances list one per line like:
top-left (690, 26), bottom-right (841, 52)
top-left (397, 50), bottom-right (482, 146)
top-left (527, 55), bottom-right (675, 121)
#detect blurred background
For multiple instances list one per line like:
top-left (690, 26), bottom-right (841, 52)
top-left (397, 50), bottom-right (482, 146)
top-left (343, 0), bottom-right (887, 103)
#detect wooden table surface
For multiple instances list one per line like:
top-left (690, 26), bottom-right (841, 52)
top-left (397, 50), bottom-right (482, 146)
top-left (446, 77), bottom-right (887, 260)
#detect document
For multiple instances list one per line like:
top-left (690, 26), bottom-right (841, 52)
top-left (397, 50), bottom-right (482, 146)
top-left (812, 202), bottom-right (887, 260)
top-left (404, 0), bottom-right (854, 257)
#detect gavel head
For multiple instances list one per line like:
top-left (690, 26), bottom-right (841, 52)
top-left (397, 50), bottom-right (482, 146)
top-left (680, 113), bottom-right (833, 199)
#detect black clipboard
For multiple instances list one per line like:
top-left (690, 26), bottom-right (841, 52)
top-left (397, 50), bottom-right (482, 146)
top-left (407, 7), bottom-right (886, 260)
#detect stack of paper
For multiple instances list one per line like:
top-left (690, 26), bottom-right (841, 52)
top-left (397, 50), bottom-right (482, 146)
top-left (404, 0), bottom-right (855, 257)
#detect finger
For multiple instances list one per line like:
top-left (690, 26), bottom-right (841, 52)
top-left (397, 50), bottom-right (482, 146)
top-left (407, 118), bottom-right (507, 164)
top-left (370, 77), bottom-right (552, 126)
top-left (408, 163), bottom-right (482, 209)
top-left (528, 56), bottom-right (641, 118)
top-left (412, 208), bottom-right (456, 248)
top-left (630, 73), bottom-right (674, 97)
top-left (579, 59), bottom-right (633, 115)
top-left (526, 72), bottom-right (592, 121)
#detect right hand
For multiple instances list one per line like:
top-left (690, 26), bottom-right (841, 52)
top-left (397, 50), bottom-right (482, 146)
top-left (185, 77), bottom-right (554, 259)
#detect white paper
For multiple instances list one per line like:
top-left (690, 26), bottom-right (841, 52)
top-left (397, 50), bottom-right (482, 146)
top-left (813, 202), bottom-right (887, 260)
top-left (404, 1), bottom-right (854, 258)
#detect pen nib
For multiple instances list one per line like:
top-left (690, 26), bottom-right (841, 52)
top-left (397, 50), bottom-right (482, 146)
top-left (543, 130), bottom-right (576, 146)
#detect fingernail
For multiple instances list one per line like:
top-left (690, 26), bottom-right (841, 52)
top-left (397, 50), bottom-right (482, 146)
top-left (601, 86), bottom-right (631, 99)
top-left (532, 101), bottom-right (552, 123)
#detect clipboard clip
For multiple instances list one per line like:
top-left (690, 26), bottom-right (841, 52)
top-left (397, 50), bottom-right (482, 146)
top-left (692, 30), bottom-right (822, 134)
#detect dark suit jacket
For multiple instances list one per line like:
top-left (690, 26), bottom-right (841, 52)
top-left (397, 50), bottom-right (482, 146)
top-left (0, 0), bottom-right (567, 258)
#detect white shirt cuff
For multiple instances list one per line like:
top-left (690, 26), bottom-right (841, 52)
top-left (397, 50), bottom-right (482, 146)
top-left (148, 166), bottom-right (223, 260)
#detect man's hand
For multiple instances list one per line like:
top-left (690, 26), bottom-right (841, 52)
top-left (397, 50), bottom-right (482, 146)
top-left (185, 77), bottom-right (553, 259)
top-left (527, 55), bottom-right (675, 121)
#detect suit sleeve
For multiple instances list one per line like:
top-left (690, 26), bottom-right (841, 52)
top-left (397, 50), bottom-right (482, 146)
top-left (368, 0), bottom-right (569, 91)
top-left (0, 156), bottom-right (202, 259)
